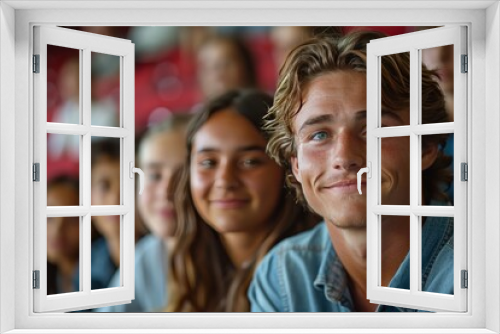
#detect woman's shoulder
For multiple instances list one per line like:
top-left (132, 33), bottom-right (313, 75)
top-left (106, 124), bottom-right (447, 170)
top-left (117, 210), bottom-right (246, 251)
top-left (135, 234), bottom-right (165, 264)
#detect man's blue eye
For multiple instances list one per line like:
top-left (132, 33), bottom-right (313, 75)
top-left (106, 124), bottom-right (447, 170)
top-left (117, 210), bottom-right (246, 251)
top-left (311, 131), bottom-right (328, 141)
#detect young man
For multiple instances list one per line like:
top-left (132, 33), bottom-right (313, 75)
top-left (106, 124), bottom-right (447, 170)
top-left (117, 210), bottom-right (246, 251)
top-left (248, 31), bottom-right (454, 312)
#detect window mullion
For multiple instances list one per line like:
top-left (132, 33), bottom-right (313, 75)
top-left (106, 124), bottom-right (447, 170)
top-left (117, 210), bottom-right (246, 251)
top-left (46, 123), bottom-right (88, 135)
top-left (409, 47), bottom-right (420, 295)
top-left (81, 47), bottom-right (92, 295)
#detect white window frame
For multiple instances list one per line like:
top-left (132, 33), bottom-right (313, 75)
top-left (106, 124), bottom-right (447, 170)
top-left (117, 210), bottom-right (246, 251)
top-left (365, 26), bottom-right (467, 312)
top-left (0, 1), bottom-right (498, 333)
top-left (33, 25), bottom-right (137, 312)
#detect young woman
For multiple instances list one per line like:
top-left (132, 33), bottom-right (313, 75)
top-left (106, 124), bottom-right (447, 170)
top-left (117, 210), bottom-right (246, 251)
top-left (166, 89), bottom-right (317, 312)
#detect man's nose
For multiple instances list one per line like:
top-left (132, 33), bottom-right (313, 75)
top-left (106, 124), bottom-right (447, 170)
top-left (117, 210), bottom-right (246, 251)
top-left (215, 162), bottom-right (239, 190)
top-left (332, 129), bottom-right (365, 172)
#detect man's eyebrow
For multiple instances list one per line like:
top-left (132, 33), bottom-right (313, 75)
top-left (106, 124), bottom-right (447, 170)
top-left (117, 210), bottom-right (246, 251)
top-left (355, 110), bottom-right (367, 121)
top-left (298, 111), bottom-right (367, 134)
top-left (381, 109), bottom-right (404, 123)
top-left (298, 114), bottom-right (335, 134)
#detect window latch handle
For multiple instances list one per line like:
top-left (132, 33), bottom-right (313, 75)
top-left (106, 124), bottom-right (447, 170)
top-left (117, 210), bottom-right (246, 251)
top-left (357, 162), bottom-right (371, 195)
top-left (129, 161), bottom-right (145, 195)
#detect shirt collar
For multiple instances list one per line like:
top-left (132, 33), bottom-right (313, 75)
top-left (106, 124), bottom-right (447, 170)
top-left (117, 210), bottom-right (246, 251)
top-left (313, 212), bottom-right (453, 311)
top-left (313, 227), bottom-right (353, 307)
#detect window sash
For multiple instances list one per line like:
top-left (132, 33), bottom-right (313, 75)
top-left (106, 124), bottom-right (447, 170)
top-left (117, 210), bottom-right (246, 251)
top-left (366, 26), bottom-right (468, 312)
top-left (32, 25), bottom-right (136, 313)
top-left (5, 5), bottom-right (490, 332)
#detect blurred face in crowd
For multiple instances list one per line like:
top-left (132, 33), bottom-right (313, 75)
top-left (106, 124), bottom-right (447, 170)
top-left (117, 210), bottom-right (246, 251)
top-left (138, 129), bottom-right (187, 239)
top-left (421, 45), bottom-right (454, 96)
top-left (190, 109), bottom-right (284, 236)
top-left (271, 26), bottom-right (311, 69)
top-left (291, 71), bottom-right (413, 229)
top-left (47, 183), bottom-right (80, 264)
top-left (197, 40), bottom-right (250, 100)
top-left (91, 155), bottom-right (121, 239)
top-left (59, 59), bottom-right (80, 102)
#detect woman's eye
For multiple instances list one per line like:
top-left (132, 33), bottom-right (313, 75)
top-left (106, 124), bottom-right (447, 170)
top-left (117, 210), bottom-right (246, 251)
top-left (199, 159), bottom-right (216, 168)
top-left (147, 172), bottom-right (161, 182)
top-left (311, 131), bottom-right (328, 141)
top-left (241, 158), bottom-right (262, 168)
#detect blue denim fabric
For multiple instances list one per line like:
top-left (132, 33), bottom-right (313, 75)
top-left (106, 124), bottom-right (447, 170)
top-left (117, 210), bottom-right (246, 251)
top-left (249, 216), bottom-right (454, 312)
top-left (72, 237), bottom-right (117, 291)
top-left (93, 234), bottom-right (168, 312)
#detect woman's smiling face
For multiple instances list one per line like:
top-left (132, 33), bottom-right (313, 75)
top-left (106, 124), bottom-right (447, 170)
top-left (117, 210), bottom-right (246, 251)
top-left (189, 108), bottom-right (284, 236)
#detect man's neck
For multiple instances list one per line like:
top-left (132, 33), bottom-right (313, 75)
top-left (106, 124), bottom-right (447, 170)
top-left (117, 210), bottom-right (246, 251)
top-left (326, 215), bottom-right (410, 312)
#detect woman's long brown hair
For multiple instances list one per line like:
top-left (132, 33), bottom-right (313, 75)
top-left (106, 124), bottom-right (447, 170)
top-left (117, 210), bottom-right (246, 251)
top-left (166, 90), bottom-right (317, 312)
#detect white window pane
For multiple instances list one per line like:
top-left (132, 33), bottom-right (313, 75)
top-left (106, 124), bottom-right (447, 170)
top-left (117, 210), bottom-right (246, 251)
top-left (91, 137), bottom-right (122, 206)
top-left (420, 215), bottom-right (454, 296)
top-left (47, 133), bottom-right (81, 205)
top-left (91, 215), bottom-right (121, 290)
top-left (47, 45), bottom-right (80, 124)
top-left (381, 215), bottom-right (410, 290)
top-left (380, 136), bottom-right (410, 206)
top-left (380, 52), bottom-right (410, 128)
top-left (421, 44), bottom-right (454, 123)
top-left (421, 134), bottom-right (454, 206)
top-left (47, 216), bottom-right (81, 295)
top-left (91, 52), bottom-right (120, 127)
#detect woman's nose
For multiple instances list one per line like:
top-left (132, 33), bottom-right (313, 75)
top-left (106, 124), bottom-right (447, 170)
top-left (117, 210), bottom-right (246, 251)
top-left (214, 163), bottom-right (239, 190)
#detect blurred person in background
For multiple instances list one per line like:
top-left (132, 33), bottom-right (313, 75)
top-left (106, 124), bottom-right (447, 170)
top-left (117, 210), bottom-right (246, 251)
top-left (421, 34), bottom-right (455, 203)
top-left (271, 26), bottom-right (313, 71)
top-left (95, 113), bottom-right (192, 312)
top-left (90, 139), bottom-right (145, 291)
top-left (421, 37), bottom-right (454, 121)
top-left (166, 89), bottom-right (317, 312)
top-left (270, 26), bottom-right (343, 71)
top-left (47, 175), bottom-right (80, 295)
top-left (128, 26), bottom-right (180, 63)
top-left (47, 58), bottom-right (80, 161)
top-left (196, 36), bottom-right (257, 102)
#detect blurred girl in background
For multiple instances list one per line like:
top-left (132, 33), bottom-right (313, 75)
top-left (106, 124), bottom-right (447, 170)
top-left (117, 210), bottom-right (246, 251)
top-left (197, 36), bottom-right (257, 101)
top-left (90, 139), bottom-right (145, 291)
top-left (166, 89), bottom-right (317, 312)
top-left (95, 114), bottom-right (191, 312)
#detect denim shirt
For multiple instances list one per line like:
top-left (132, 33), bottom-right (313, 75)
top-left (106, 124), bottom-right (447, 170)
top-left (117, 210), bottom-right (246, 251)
top-left (94, 234), bottom-right (168, 312)
top-left (72, 237), bottom-right (116, 291)
top-left (248, 217), bottom-right (454, 312)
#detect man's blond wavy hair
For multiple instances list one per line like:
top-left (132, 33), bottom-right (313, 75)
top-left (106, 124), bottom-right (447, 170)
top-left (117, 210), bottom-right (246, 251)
top-left (265, 31), bottom-right (452, 206)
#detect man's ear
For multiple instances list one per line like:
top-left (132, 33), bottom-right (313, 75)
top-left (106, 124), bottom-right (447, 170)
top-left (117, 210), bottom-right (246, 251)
top-left (422, 143), bottom-right (439, 171)
top-left (291, 155), bottom-right (302, 184)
